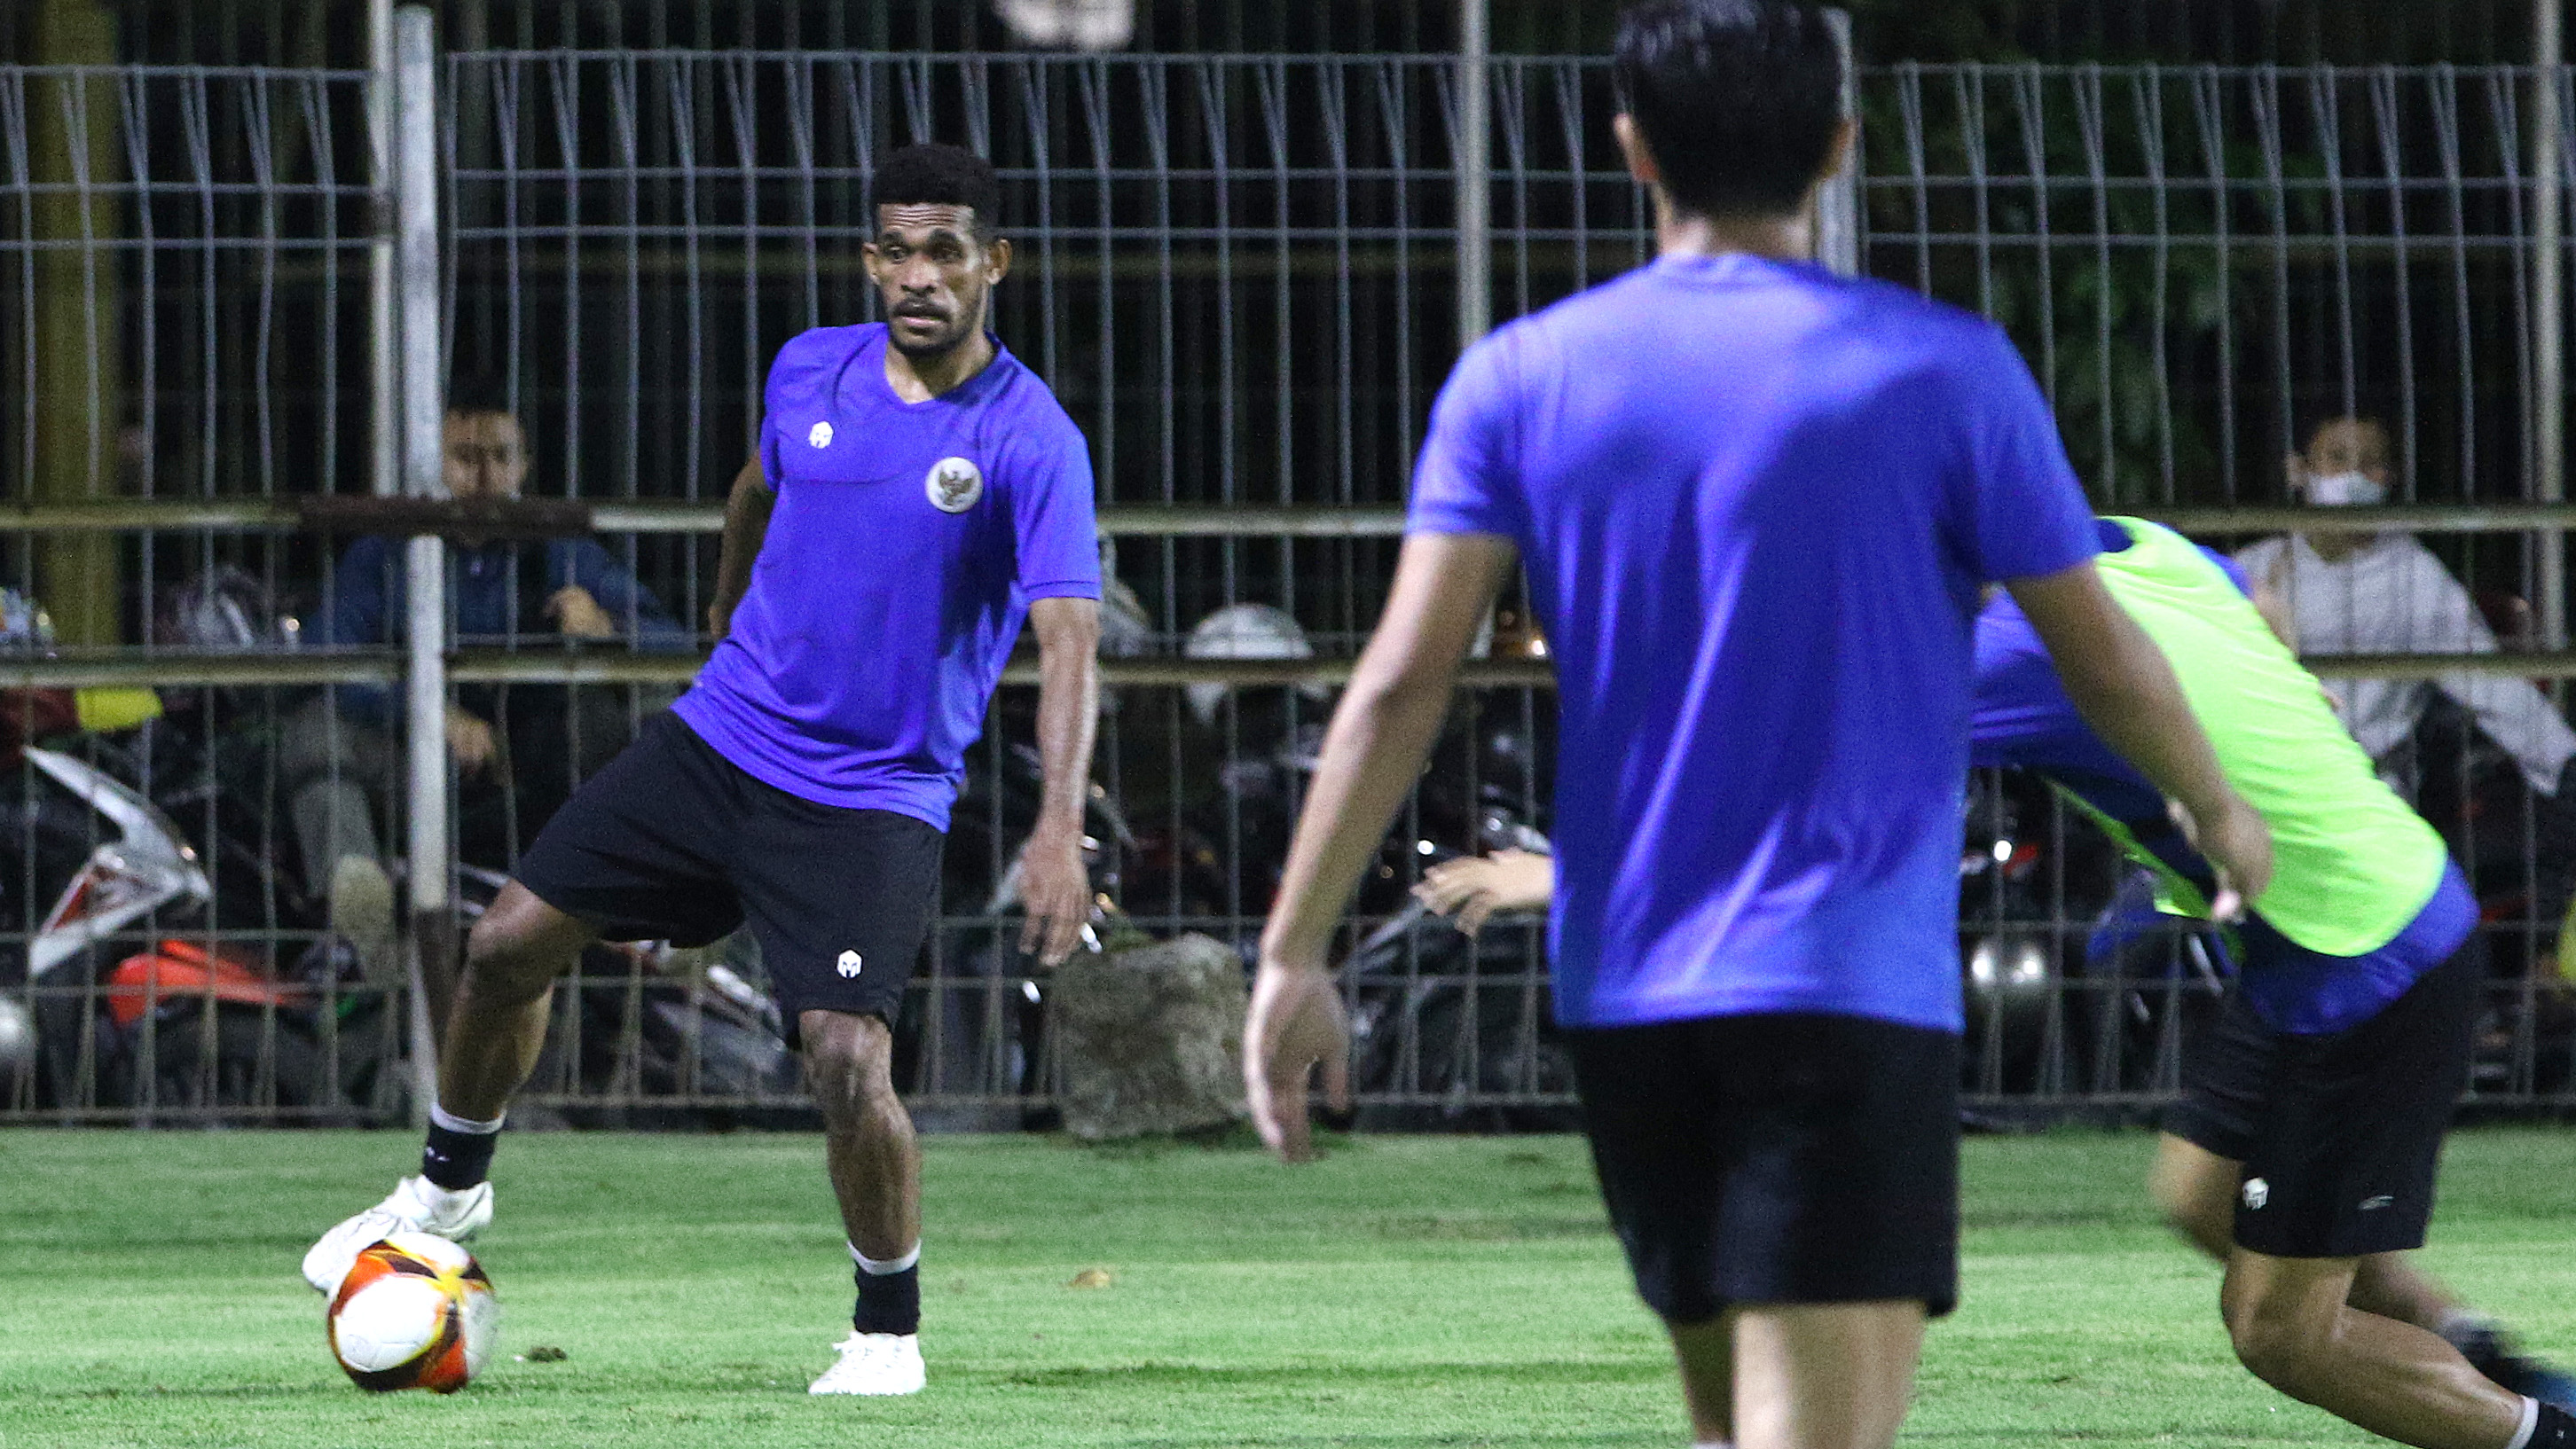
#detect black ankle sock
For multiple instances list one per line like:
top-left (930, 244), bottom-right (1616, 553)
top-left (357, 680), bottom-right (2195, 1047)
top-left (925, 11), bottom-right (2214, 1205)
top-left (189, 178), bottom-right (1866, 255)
top-left (2533, 1403), bottom-right (2576, 1448)
top-left (420, 1120), bottom-right (500, 1191)
top-left (852, 1265), bottom-right (921, 1337)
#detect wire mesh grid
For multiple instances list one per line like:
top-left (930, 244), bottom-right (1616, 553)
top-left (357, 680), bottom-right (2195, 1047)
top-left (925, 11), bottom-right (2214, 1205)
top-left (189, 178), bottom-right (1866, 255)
top-left (4, 54), bottom-right (2575, 1123)
top-left (0, 64), bottom-right (401, 1124)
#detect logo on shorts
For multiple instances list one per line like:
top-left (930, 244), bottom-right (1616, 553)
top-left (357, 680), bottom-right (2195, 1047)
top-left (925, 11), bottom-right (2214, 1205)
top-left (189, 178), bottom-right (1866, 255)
top-left (808, 420), bottom-right (834, 449)
top-left (2242, 1178), bottom-right (2270, 1210)
top-left (2359, 1194), bottom-right (2394, 1211)
top-left (926, 456), bottom-right (983, 513)
top-left (836, 950), bottom-right (863, 978)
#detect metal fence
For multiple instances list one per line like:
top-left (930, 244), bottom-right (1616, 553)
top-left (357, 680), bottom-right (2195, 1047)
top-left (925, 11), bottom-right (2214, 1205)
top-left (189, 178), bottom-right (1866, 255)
top-left (4, 47), bottom-right (2576, 1126)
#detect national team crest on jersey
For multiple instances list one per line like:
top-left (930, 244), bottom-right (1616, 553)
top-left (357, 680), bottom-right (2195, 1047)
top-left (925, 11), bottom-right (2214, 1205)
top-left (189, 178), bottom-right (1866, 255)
top-left (926, 457), bottom-right (984, 513)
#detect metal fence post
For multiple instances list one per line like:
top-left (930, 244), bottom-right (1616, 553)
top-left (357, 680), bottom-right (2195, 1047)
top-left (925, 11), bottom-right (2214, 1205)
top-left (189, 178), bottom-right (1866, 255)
top-left (1457, 0), bottom-right (1491, 348)
top-left (1818, 9), bottom-right (1861, 278)
top-left (372, 0), bottom-right (397, 501)
top-left (395, 4), bottom-right (449, 1125)
top-left (2539, 0), bottom-right (2567, 649)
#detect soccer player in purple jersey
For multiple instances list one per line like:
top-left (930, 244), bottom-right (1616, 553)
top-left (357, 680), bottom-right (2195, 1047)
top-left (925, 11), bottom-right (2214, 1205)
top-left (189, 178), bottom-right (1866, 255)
top-left (302, 145), bottom-right (1105, 1397)
top-left (1246, 5), bottom-right (2270, 1448)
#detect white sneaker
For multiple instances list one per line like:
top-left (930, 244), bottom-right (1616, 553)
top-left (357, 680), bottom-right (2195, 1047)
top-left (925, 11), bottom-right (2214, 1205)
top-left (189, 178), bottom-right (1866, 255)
top-left (807, 1332), bottom-right (925, 1396)
top-left (301, 1175), bottom-right (494, 1295)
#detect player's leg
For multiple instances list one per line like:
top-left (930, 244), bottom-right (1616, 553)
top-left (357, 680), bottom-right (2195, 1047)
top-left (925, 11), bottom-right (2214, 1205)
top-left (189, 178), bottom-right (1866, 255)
top-left (799, 1009), bottom-right (928, 1396)
top-left (2165, 942), bottom-right (2576, 1408)
top-left (435, 882), bottom-right (599, 1120)
top-left (1731, 1302), bottom-right (1925, 1449)
top-left (804, 1009), bottom-right (921, 1262)
top-left (2222, 947), bottom-right (2576, 1444)
top-left (1567, 1016), bottom-right (1739, 1443)
top-left (729, 799), bottom-right (944, 1395)
top-left (2157, 1126), bottom-right (2562, 1395)
top-left (301, 712), bottom-right (745, 1294)
top-left (1667, 1316), bottom-right (1734, 1444)
top-left (1570, 1013), bottom-right (1955, 1449)
top-left (2221, 1249), bottom-right (2526, 1447)
top-left (1711, 1014), bottom-right (1952, 1449)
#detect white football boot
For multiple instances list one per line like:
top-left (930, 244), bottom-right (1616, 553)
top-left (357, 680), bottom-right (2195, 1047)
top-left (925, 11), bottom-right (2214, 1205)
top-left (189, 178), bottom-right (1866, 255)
top-left (301, 1175), bottom-right (494, 1295)
top-left (807, 1332), bottom-right (926, 1396)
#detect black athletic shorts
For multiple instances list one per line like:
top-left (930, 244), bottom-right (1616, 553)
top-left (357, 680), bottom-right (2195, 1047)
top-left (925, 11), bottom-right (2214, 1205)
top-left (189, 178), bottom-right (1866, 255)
top-left (513, 711), bottom-right (945, 1047)
top-left (2164, 946), bottom-right (2484, 1258)
top-left (1565, 1011), bottom-right (1961, 1326)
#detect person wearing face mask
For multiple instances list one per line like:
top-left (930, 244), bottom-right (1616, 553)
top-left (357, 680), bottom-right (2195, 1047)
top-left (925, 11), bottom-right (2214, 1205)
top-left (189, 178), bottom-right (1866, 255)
top-left (2234, 416), bottom-right (2576, 807)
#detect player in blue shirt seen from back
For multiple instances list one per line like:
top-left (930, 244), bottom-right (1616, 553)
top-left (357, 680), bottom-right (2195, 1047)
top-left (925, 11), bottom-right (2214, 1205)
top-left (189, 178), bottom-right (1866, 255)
top-left (1247, 5), bottom-right (2270, 1448)
top-left (302, 145), bottom-right (1105, 1398)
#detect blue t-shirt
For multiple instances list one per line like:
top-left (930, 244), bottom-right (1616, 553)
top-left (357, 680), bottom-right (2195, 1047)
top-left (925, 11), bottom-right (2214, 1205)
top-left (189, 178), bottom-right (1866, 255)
top-left (676, 324), bottom-right (1102, 830)
top-left (1410, 254), bottom-right (2101, 1031)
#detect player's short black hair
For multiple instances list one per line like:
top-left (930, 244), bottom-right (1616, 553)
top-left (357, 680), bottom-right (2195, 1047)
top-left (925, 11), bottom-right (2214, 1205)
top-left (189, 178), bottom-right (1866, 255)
top-left (446, 371), bottom-right (513, 419)
top-left (871, 143), bottom-right (1001, 237)
top-left (1613, 0), bottom-right (1845, 220)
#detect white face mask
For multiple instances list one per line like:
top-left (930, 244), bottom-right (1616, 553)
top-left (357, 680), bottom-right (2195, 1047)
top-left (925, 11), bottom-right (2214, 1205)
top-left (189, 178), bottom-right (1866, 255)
top-left (2305, 470), bottom-right (2386, 506)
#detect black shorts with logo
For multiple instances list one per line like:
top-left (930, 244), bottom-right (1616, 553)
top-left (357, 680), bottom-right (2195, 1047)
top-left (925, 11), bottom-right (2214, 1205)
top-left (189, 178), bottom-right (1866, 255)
top-left (512, 711), bottom-right (945, 1048)
top-left (2164, 945), bottom-right (2484, 1258)
top-left (1565, 1011), bottom-right (1961, 1326)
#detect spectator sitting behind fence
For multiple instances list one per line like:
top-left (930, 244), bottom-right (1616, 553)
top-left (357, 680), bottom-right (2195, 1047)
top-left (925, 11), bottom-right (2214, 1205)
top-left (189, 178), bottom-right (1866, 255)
top-left (2234, 415), bottom-right (2576, 804)
top-left (285, 374), bottom-right (689, 979)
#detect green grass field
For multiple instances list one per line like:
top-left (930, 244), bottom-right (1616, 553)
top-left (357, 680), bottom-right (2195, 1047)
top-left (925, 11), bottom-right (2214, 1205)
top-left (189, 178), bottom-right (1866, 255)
top-left (2, 1126), bottom-right (2571, 1448)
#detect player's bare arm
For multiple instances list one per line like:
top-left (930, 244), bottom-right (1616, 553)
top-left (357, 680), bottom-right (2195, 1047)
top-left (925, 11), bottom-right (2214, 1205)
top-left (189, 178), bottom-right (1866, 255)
top-left (1019, 596), bottom-right (1101, 967)
top-left (707, 453), bottom-right (773, 639)
top-left (1249, 531), bottom-right (1518, 1163)
top-left (2007, 560), bottom-right (2274, 917)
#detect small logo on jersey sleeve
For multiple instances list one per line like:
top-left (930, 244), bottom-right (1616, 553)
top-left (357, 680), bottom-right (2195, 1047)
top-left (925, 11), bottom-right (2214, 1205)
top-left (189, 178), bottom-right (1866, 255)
top-left (808, 421), bottom-right (835, 449)
top-left (2242, 1178), bottom-right (2270, 1210)
top-left (836, 950), bottom-right (864, 978)
top-left (926, 457), bottom-right (984, 513)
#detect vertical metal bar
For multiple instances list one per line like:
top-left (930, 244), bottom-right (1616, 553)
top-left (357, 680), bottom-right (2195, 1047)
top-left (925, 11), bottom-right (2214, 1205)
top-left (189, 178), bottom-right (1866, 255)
top-left (2539, 0), bottom-right (2567, 646)
top-left (396, 4), bottom-right (447, 1124)
top-left (1457, 0), bottom-right (1491, 347)
top-left (1817, 9), bottom-right (1859, 277)
top-left (2372, 69), bottom-right (2422, 500)
top-left (372, 0), bottom-right (397, 498)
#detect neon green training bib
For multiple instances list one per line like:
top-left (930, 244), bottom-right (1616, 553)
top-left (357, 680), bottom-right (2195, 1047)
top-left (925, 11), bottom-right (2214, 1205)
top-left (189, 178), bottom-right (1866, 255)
top-left (2092, 518), bottom-right (2446, 955)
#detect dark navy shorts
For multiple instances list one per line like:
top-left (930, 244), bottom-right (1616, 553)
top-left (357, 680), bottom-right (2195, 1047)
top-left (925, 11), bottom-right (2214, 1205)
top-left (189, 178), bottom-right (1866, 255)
top-left (513, 711), bottom-right (944, 1047)
top-left (2166, 935), bottom-right (2483, 1259)
top-left (1564, 1010), bottom-right (1961, 1325)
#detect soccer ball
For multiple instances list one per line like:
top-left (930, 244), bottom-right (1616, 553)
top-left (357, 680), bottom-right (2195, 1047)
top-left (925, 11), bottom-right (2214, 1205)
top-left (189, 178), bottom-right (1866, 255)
top-left (326, 1232), bottom-right (499, 1393)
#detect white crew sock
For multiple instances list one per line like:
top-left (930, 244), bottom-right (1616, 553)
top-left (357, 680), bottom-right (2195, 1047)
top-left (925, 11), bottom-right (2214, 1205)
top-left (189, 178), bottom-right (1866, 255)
top-left (2507, 1395), bottom-right (2543, 1449)
top-left (851, 1241), bottom-right (922, 1275)
top-left (428, 1102), bottom-right (505, 1134)
top-left (1692, 1441), bottom-right (1734, 1449)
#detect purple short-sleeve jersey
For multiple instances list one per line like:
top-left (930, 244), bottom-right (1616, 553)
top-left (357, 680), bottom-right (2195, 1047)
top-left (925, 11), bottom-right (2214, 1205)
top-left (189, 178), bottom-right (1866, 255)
top-left (676, 323), bottom-right (1100, 830)
top-left (1410, 254), bottom-right (2100, 1032)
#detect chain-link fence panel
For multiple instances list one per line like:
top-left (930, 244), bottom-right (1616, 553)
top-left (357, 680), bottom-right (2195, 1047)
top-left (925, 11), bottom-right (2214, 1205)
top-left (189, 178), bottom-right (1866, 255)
top-left (0, 62), bottom-right (409, 1124)
top-left (10, 51), bottom-right (2576, 1124)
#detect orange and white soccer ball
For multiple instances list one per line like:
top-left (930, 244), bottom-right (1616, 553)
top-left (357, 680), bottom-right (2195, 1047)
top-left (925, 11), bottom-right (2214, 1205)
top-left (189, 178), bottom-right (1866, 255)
top-left (326, 1232), bottom-right (499, 1393)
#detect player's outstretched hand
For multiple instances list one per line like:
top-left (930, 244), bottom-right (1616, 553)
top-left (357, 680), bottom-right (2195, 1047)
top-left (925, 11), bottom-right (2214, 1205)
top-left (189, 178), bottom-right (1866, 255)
top-left (1017, 826), bottom-right (1093, 967)
top-left (1412, 850), bottom-right (1555, 937)
top-left (1245, 958), bottom-right (1350, 1164)
top-left (2169, 790), bottom-right (2273, 923)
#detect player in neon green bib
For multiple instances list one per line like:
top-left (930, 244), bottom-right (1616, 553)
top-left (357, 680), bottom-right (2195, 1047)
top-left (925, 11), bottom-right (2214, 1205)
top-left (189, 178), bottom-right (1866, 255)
top-left (1418, 515), bottom-right (2576, 1446)
top-left (1975, 520), bottom-right (2574, 1445)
